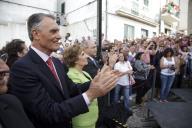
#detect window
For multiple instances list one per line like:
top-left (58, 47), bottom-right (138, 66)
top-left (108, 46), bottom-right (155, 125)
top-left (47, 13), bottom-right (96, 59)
top-left (61, 2), bottom-right (65, 15)
top-left (153, 32), bottom-right (156, 36)
top-left (92, 29), bottom-right (97, 38)
top-left (124, 24), bottom-right (135, 40)
top-left (165, 29), bottom-right (171, 35)
top-left (144, 0), bottom-right (149, 6)
top-left (141, 29), bottom-right (148, 38)
top-left (131, 1), bottom-right (139, 15)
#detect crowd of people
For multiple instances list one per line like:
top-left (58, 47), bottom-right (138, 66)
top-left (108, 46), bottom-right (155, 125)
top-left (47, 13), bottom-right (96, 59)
top-left (62, 32), bottom-right (192, 101)
top-left (0, 12), bottom-right (192, 128)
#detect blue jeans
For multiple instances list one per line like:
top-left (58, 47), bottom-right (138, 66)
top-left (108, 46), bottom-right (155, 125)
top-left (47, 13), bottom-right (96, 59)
top-left (114, 84), bottom-right (130, 111)
top-left (160, 74), bottom-right (175, 100)
top-left (129, 85), bottom-right (132, 98)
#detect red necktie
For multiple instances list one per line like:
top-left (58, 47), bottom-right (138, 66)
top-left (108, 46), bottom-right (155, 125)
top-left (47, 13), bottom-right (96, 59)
top-left (46, 57), bottom-right (63, 92)
top-left (46, 57), bottom-right (59, 81)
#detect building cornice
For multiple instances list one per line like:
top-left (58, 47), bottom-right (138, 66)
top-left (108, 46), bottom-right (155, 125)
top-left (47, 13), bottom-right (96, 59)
top-left (115, 8), bottom-right (159, 27)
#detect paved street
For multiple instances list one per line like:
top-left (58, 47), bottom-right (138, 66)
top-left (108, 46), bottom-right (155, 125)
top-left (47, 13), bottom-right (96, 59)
top-left (127, 104), bottom-right (159, 128)
top-left (126, 90), bottom-right (189, 128)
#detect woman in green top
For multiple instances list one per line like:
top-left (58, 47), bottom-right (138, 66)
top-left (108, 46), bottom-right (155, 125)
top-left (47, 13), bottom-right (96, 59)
top-left (63, 44), bottom-right (98, 128)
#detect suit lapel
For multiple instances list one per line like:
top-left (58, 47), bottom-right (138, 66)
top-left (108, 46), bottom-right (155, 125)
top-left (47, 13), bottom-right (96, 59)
top-left (39, 64), bottom-right (65, 94)
top-left (88, 58), bottom-right (99, 69)
top-left (52, 58), bottom-right (69, 98)
top-left (28, 49), bottom-right (65, 97)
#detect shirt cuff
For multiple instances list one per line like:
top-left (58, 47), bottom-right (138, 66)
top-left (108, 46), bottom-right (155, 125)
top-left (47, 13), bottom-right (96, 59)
top-left (82, 93), bottom-right (90, 106)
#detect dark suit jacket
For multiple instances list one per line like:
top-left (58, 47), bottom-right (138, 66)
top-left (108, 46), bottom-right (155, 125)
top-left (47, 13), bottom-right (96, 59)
top-left (0, 94), bottom-right (35, 128)
top-left (83, 57), bottom-right (109, 127)
top-left (8, 49), bottom-right (90, 128)
top-left (83, 57), bottom-right (100, 78)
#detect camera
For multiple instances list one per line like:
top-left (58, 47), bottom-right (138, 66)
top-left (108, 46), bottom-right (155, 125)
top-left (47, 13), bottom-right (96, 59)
top-left (169, 65), bottom-right (176, 71)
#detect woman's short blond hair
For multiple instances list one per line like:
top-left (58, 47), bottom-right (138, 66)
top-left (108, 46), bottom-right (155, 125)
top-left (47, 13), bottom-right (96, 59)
top-left (63, 44), bottom-right (83, 67)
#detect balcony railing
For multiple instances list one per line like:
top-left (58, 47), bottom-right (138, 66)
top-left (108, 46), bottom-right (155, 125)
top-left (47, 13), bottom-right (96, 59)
top-left (161, 12), bottom-right (180, 24)
top-left (162, 9), bottom-right (180, 18)
top-left (161, 2), bottom-right (180, 24)
top-left (162, 2), bottom-right (180, 18)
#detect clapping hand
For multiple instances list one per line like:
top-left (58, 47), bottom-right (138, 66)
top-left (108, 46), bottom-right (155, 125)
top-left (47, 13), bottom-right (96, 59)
top-left (85, 64), bottom-right (122, 102)
top-left (108, 53), bottom-right (118, 68)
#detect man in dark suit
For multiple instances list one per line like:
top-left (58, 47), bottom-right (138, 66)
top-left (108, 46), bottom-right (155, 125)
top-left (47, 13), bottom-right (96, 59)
top-left (82, 40), bottom-right (118, 128)
top-left (82, 40), bottom-right (100, 78)
top-left (0, 53), bottom-right (35, 128)
top-left (82, 41), bottom-right (103, 128)
top-left (8, 13), bottom-right (120, 128)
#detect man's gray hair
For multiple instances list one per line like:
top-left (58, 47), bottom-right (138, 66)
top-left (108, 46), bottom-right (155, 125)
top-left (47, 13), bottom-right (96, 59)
top-left (81, 40), bottom-right (96, 49)
top-left (27, 13), bottom-right (55, 41)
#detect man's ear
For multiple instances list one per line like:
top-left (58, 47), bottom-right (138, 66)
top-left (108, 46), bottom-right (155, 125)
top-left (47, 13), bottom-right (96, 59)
top-left (32, 29), bottom-right (40, 40)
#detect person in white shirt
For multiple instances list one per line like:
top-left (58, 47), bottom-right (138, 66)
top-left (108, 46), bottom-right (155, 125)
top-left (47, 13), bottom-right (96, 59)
top-left (160, 48), bottom-right (176, 102)
top-left (114, 52), bottom-right (133, 112)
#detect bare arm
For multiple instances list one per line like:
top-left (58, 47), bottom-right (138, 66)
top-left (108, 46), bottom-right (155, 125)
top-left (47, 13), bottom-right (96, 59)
top-left (160, 57), bottom-right (168, 69)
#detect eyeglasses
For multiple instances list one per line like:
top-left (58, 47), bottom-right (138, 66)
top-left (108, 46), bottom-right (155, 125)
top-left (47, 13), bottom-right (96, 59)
top-left (0, 71), bottom-right (9, 80)
top-left (0, 53), bottom-right (8, 62)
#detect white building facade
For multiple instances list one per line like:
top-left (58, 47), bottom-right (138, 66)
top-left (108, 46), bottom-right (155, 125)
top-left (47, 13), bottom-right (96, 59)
top-left (0, 0), bottom-right (58, 48)
top-left (177, 0), bottom-right (192, 35)
top-left (58, 0), bottom-right (160, 42)
top-left (0, 0), bottom-right (186, 49)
